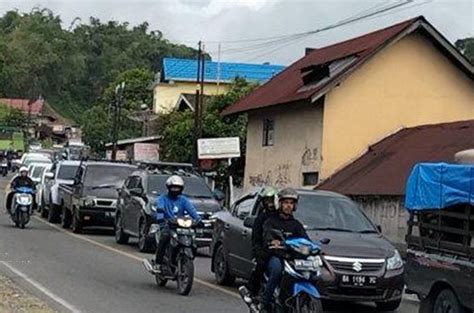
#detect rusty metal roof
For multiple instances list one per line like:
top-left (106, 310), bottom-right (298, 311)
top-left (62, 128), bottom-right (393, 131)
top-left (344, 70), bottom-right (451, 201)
top-left (316, 120), bottom-right (474, 196)
top-left (0, 98), bottom-right (44, 115)
top-left (223, 16), bottom-right (473, 116)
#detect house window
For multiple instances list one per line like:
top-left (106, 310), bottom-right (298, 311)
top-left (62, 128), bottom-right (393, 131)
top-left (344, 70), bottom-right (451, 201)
top-left (262, 119), bottom-right (274, 146)
top-left (303, 172), bottom-right (319, 186)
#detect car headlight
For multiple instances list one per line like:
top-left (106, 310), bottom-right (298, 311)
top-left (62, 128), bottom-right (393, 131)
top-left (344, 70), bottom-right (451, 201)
top-left (83, 196), bottom-right (96, 207)
top-left (177, 218), bottom-right (193, 228)
top-left (386, 250), bottom-right (403, 271)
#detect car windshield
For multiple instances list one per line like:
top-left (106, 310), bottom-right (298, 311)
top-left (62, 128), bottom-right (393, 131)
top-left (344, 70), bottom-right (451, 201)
top-left (85, 165), bottom-right (136, 187)
top-left (25, 158), bottom-right (51, 166)
top-left (57, 165), bottom-right (79, 180)
top-left (32, 166), bottom-right (47, 179)
top-left (148, 175), bottom-right (214, 198)
top-left (295, 194), bottom-right (376, 233)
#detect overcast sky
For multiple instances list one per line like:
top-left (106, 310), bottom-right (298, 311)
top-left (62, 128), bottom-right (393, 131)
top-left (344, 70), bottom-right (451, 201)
top-left (1, 0), bottom-right (472, 65)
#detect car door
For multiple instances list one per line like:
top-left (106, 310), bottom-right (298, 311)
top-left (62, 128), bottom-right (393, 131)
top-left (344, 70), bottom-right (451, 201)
top-left (227, 195), bottom-right (256, 277)
top-left (43, 163), bottom-right (57, 206)
top-left (129, 176), bottom-right (145, 235)
top-left (121, 176), bottom-right (137, 233)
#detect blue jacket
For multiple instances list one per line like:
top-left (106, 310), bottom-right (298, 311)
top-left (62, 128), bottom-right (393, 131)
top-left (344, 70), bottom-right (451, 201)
top-left (154, 194), bottom-right (201, 222)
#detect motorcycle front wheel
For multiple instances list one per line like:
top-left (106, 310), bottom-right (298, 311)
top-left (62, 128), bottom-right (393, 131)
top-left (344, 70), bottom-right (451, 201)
top-left (20, 211), bottom-right (29, 229)
top-left (176, 253), bottom-right (194, 296)
top-left (295, 294), bottom-right (323, 313)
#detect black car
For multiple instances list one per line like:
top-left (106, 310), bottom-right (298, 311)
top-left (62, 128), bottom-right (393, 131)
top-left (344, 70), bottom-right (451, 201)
top-left (58, 161), bottom-right (138, 233)
top-left (115, 168), bottom-right (223, 252)
top-left (211, 189), bottom-right (404, 311)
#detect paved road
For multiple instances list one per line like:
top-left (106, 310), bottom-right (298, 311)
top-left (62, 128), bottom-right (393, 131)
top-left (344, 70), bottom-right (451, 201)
top-left (0, 176), bottom-right (419, 313)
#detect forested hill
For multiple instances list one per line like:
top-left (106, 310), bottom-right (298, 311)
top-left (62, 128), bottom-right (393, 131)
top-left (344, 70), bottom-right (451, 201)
top-left (0, 8), bottom-right (199, 122)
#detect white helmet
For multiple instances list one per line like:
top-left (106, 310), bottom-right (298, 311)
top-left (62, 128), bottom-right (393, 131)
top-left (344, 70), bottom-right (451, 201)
top-left (166, 175), bottom-right (184, 188)
top-left (19, 166), bottom-right (29, 173)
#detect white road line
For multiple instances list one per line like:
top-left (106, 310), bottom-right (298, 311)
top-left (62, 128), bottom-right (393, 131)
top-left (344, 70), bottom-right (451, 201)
top-left (0, 260), bottom-right (82, 313)
top-left (33, 216), bottom-right (240, 299)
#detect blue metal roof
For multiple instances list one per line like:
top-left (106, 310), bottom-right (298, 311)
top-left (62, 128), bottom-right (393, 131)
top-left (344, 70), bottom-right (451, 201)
top-left (162, 58), bottom-right (285, 83)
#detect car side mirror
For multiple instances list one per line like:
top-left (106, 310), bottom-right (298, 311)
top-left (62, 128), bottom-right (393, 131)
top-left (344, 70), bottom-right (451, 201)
top-left (376, 225), bottom-right (382, 233)
top-left (320, 238), bottom-right (331, 245)
top-left (73, 177), bottom-right (80, 185)
top-left (243, 216), bottom-right (256, 228)
top-left (45, 172), bottom-right (54, 179)
top-left (129, 187), bottom-right (144, 197)
top-left (213, 189), bottom-right (225, 201)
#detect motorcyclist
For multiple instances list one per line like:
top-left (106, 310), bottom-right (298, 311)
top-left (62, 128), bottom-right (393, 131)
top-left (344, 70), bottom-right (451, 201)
top-left (239, 186), bottom-right (278, 301)
top-left (261, 187), bottom-right (309, 313)
top-left (152, 175), bottom-right (201, 273)
top-left (6, 166), bottom-right (35, 215)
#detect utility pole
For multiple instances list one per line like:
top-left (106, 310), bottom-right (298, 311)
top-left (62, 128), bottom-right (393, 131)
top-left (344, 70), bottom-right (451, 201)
top-left (111, 82), bottom-right (125, 160)
top-left (194, 41), bottom-right (202, 165)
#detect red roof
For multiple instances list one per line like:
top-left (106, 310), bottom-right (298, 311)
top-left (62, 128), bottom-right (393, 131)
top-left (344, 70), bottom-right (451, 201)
top-left (223, 16), bottom-right (472, 115)
top-left (316, 120), bottom-right (474, 196)
top-left (0, 98), bottom-right (44, 115)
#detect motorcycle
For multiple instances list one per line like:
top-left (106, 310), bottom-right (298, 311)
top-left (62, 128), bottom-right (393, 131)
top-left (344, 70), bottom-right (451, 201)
top-left (241, 234), bottom-right (328, 313)
top-left (143, 217), bottom-right (197, 296)
top-left (11, 187), bottom-right (35, 228)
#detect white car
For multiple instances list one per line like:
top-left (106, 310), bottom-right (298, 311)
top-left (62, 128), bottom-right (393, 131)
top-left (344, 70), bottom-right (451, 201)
top-left (41, 160), bottom-right (80, 221)
top-left (29, 163), bottom-right (53, 209)
top-left (20, 153), bottom-right (52, 168)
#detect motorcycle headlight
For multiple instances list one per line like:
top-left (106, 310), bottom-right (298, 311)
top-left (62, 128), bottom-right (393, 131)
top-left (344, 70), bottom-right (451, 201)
top-left (294, 245), bottom-right (310, 256)
top-left (386, 250), bottom-right (403, 271)
top-left (177, 218), bottom-right (193, 228)
top-left (17, 195), bottom-right (32, 205)
top-left (150, 204), bottom-right (157, 212)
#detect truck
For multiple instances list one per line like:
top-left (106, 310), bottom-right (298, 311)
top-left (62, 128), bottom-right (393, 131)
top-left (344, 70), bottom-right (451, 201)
top-left (58, 161), bottom-right (137, 233)
top-left (404, 162), bottom-right (474, 313)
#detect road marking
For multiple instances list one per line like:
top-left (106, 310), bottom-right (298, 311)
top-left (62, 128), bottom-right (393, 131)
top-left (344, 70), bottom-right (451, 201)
top-left (0, 260), bottom-right (82, 313)
top-left (33, 216), bottom-right (240, 299)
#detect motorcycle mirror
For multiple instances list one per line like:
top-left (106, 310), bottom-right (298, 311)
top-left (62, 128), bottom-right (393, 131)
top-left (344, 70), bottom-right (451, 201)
top-left (320, 238), bottom-right (331, 245)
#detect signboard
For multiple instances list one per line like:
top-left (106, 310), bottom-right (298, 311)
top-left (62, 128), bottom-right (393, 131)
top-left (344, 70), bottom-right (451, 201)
top-left (198, 137), bottom-right (240, 159)
top-left (106, 150), bottom-right (128, 161)
top-left (133, 143), bottom-right (159, 161)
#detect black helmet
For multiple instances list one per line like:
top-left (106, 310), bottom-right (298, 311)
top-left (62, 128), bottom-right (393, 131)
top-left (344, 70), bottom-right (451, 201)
top-left (258, 186), bottom-right (278, 212)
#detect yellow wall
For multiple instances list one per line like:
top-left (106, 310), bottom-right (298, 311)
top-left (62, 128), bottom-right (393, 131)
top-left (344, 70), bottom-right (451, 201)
top-left (244, 103), bottom-right (323, 191)
top-left (153, 81), bottom-right (230, 113)
top-left (320, 33), bottom-right (474, 178)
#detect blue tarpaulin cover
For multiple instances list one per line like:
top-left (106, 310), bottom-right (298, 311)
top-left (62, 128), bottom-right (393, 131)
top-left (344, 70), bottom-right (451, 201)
top-left (405, 163), bottom-right (474, 210)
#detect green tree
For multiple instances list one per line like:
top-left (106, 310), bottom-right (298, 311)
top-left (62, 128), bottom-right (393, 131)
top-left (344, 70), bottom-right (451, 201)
top-left (81, 68), bottom-right (153, 154)
top-left (158, 78), bottom-right (256, 187)
top-left (456, 37), bottom-right (474, 64)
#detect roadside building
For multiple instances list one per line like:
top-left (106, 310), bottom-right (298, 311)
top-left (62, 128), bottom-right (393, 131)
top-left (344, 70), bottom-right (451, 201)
top-left (152, 58), bottom-right (284, 113)
top-left (223, 16), bottom-right (474, 190)
top-left (105, 135), bottom-right (161, 161)
top-left (317, 120), bottom-right (474, 247)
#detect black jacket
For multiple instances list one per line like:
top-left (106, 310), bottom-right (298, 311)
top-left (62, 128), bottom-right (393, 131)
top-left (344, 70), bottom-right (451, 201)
top-left (252, 210), bottom-right (277, 261)
top-left (262, 214), bottom-right (308, 256)
top-left (11, 176), bottom-right (35, 190)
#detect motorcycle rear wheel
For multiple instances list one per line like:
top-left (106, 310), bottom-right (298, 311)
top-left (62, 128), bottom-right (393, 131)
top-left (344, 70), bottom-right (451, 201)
top-left (297, 295), bottom-right (323, 313)
top-left (177, 254), bottom-right (194, 296)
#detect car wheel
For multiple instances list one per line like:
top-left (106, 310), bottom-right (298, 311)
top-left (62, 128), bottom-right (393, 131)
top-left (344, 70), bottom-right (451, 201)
top-left (115, 213), bottom-right (129, 244)
top-left (40, 197), bottom-right (48, 218)
top-left (213, 244), bottom-right (235, 286)
top-left (138, 218), bottom-right (152, 253)
top-left (48, 204), bottom-right (60, 223)
top-left (61, 205), bottom-right (72, 229)
top-left (71, 208), bottom-right (82, 234)
top-left (376, 299), bottom-right (402, 312)
top-left (432, 289), bottom-right (463, 313)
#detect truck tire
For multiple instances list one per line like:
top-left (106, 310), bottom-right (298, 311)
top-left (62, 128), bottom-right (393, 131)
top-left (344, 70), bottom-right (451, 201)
top-left (48, 204), bottom-right (60, 223)
top-left (115, 213), bottom-right (129, 244)
top-left (432, 289), bottom-right (463, 313)
top-left (71, 209), bottom-right (82, 234)
top-left (213, 244), bottom-right (235, 286)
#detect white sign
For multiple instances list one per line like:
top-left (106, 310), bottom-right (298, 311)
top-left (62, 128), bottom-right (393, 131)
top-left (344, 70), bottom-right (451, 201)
top-left (198, 137), bottom-right (241, 159)
top-left (134, 143), bottom-right (159, 161)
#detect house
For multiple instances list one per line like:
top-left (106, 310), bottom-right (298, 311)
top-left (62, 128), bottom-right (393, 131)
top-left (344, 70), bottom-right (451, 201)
top-left (152, 58), bottom-right (284, 113)
top-left (0, 98), bottom-right (44, 115)
top-left (317, 119), bottom-right (474, 247)
top-left (223, 16), bottom-right (474, 190)
top-left (105, 135), bottom-right (161, 161)
top-left (175, 93), bottom-right (212, 112)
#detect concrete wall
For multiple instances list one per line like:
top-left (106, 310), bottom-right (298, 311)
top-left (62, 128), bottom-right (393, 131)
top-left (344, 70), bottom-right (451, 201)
top-left (153, 81), bottom-right (229, 113)
top-left (353, 196), bottom-right (408, 247)
top-left (244, 101), bottom-right (324, 190)
top-left (321, 32), bottom-right (474, 179)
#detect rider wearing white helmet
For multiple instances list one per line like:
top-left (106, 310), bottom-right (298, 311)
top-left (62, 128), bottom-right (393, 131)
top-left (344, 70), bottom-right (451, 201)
top-left (7, 166), bottom-right (35, 215)
top-left (151, 175), bottom-right (201, 273)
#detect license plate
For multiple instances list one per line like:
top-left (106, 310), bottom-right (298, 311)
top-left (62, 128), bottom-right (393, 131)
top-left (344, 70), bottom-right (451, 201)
top-left (294, 259), bottom-right (317, 271)
top-left (341, 275), bottom-right (377, 287)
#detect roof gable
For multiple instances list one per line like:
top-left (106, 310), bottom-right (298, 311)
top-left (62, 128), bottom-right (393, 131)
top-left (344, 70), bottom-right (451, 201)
top-left (316, 120), bottom-right (474, 196)
top-left (162, 58), bottom-right (284, 83)
top-left (223, 16), bottom-right (473, 115)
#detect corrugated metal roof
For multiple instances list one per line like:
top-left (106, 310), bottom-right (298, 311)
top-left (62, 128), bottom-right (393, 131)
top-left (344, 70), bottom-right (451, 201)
top-left (162, 58), bottom-right (284, 83)
top-left (223, 16), bottom-right (473, 115)
top-left (0, 98), bottom-right (44, 115)
top-left (316, 120), bottom-right (474, 196)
